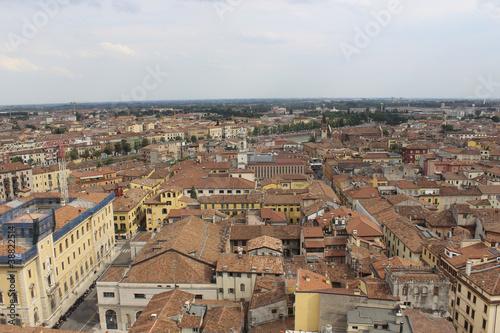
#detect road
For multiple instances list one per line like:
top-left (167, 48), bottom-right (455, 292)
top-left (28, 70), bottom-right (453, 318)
top-left (60, 241), bottom-right (130, 332)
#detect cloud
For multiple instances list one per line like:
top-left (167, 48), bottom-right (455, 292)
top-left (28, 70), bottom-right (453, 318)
top-left (99, 42), bottom-right (136, 55)
top-left (111, 0), bottom-right (142, 13)
top-left (240, 31), bottom-right (288, 45)
top-left (50, 66), bottom-right (77, 78)
top-left (0, 55), bottom-right (41, 72)
top-left (477, 0), bottom-right (500, 18)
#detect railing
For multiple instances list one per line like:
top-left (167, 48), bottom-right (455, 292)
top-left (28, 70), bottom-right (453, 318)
top-left (0, 244), bottom-right (38, 265)
top-left (53, 192), bottom-right (115, 242)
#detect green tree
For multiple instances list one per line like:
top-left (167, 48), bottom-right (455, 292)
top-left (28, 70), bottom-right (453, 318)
top-left (191, 135), bottom-right (197, 142)
top-left (104, 146), bottom-right (113, 156)
top-left (11, 156), bottom-right (23, 163)
top-left (175, 136), bottom-right (182, 141)
top-left (25, 124), bottom-right (36, 130)
top-left (383, 129), bottom-right (390, 137)
top-left (122, 140), bottom-right (132, 154)
top-left (160, 137), bottom-right (166, 142)
top-left (82, 149), bottom-right (90, 159)
top-left (114, 142), bottom-right (122, 155)
top-left (134, 140), bottom-right (141, 151)
top-left (28, 158), bottom-right (35, 165)
top-left (190, 185), bottom-right (198, 199)
top-left (152, 138), bottom-right (158, 144)
top-left (141, 138), bottom-right (150, 147)
top-left (491, 116), bottom-right (500, 123)
top-left (96, 161), bottom-right (102, 168)
top-left (93, 150), bottom-right (102, 159)
top-left (70, 148), bottom-right (79, 160)
top-left (104, 158), bottom-right (114, 165)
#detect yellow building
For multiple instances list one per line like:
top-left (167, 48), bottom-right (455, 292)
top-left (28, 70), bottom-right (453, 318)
top-left (0, 192), bottom-right (115, 327)
top-left (144, 186), bottom-right (193, 230)
top-left (113, 188), bottom-right (150, 240)
top-left (453, 261), bottom-right (500, 333)
top-left (32, 165), bottom-right (70, 193)
top-left (129, 178), bottom-right (161, 195)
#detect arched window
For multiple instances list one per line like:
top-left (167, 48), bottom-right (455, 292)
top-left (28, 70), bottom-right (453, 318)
top-left (75, 271), bottom-right (79, 282)
top-left (69, 276), bottom-right (74, 287)
top-left (240, 284), bottom-right (245, 292)
top-left (65, 239), bottom-right (68, 249)
top-left (76, 230), bottom-right (79, 239)
top-left (402, 285), bottom-right (408, 296)
top-left (59, 244), bottom-right (63, 254)
top-left (136, 311), bottom-right (142, 320)
top-left (126, 314), bottom-right (131, 326)
top-left (105, 310), bottom-right (117, 330)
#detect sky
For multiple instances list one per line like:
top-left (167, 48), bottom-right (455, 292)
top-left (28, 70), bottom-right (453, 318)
top-left (1, 0), bottom-right (500, 105)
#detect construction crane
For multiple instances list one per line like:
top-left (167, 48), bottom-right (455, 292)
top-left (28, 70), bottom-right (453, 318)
top-left (58, 142), bottom-right (69, 206)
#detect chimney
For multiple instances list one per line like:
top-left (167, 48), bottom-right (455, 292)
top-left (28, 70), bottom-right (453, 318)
top-left (237, 247), bottom-right (243, 259)
top-left (466, 260), bottom-right (472, 276)
top-left (305, 274), bottom-right (310, 282)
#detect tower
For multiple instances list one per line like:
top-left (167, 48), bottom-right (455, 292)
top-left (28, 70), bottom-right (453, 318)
top-left (237, 129), bottom-right (248, 169)
top-left (58, 143), bottom-right (69, 206)
top-left (321, 112), bottom-right (328, 139)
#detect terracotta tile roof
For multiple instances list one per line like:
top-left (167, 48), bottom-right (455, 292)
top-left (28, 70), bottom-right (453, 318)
top-left (370, 257), bottom-right (423, 279)
top-left (260, 208), bottom-right (287, 223)
top-left (0, 162), bottom-right (31, 174)
top-left (201, 306), bottom-right (245, 333)
top-left (130, 289), bottom-right (194, 333)
top-left (405, 307), bottom-right (456, 333)
top-left (305, 240), bottom-right (325, 249)
top-left (230, 225), bottom-right (301, 241)
top-left (100, 266), bottom-right (127, 282)
top-left (361, 277), bottom-right (399, 301)
top-left (302, 226), bottom-right (323, 239)
top-left (54, 205), bottom-right (88, 231)
top-left (133, 215), bottom-right (226, 267)
top-left (250, 276), bottom-right (286, 309)
top-left (0, 325), bottom-right (80, 333)
top-left (179, 315), bottom-right (202, 328)
top-left (247, 235), bottom-right (283, 252)
top-left (461, 261), bottom-right (500, 295)
top-left (125, 251), bottom-right (214, 283)
top-left (0, 244), bottom-right (28, 255)
top-left (296, 269), bottom-right (332, 291)
top-left (216, 254), bottom-right (283, 274)
top-left (113, 188), bottom-right (149, 212)
top-left (346, 216), bottom-right (383, 238)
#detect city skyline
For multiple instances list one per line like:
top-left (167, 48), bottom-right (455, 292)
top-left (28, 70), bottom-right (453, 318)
top-left (1, 0), bottom-right (500, 105)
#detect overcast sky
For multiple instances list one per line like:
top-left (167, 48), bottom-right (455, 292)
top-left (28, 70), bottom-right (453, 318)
top-left (1, 0), bottom-right (500, 105)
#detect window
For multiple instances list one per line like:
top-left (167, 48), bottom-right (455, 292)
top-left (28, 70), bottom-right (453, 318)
top-left (28, 270), bottom-right (32, 278)
top-left (402, 286), bottom-right (408, 295)
top-left (106, 310), bottom-right (117, 330)
top-left (482, 319), bottom-right (486, 330)
top-left (464, 320), bottom-right (469, 331)
top-left (434, 286), bottom-right (439, 295)
top-left (466, 305), bottom-right (470, 315)
top-left (0, 292), bottom-right (3, 303)
top-left (103, 292), bottom-right (115, 298)
top-left (472, 295), bottom-right (476, 304)
top-left (484, 305), bottom-right (488, 314)
top-left (455, 312), bottom-right (459, 320)
top-left (471, 309), bottom-right (475, 319)
top-left (458, 284), bottom-right (462, 293)
top-left (229, 288), bottom-right (235, 294)
top-left (467, 291), bottom-right (471, 300)
top-left (134, 294), bottom-right (146, 299)
top-left (272, 309), bottom-right (277, 314)
top-left (218, 288), bottom-right (223, 293)
top-left (240, 284), bottom-right (245, 292)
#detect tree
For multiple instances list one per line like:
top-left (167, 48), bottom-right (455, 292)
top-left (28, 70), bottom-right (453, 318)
top-left (104, 146), bottom-right (113, 156)
top-left (134, 140), bottom-right (141, 151)
top-left (122, 140), bottom-right (132, 154)
top-left (175, 136), bottom-right (182, 141)
top-left (191, 135), bottom-right (197, 142)
top-left (152, 138), bottom-right (158, 144)
top-left (142, 138), bottom-right (150, 147)
top-left (216, 119), bottom-right (220, 126)
top-left (114, 142), bottom-right (122, 155)
top-left (491, 116), bottom-right (500, 123)
top-left (104, 158), bottom-right (114, 165)
top-left (25, 124), bottom-right (36, 130)
top-left (383, 129), bottom-right (390, 137)
top-left (96, 161), bottom-right (102, 168)
top-left (82, 149), bottom-right (90, 159)
top-left (70, 148), bottom-right (79, 160)
top-left (28, 158), bottom-right (35, 165)
top-left (93, 150), bottom-right (102, 159)
top-left (190, 185), bottom-right (198, 199)
top-left (11, 156), bottom-right (23, 163)
top-left (160, 137), bottom-right (165, 142)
